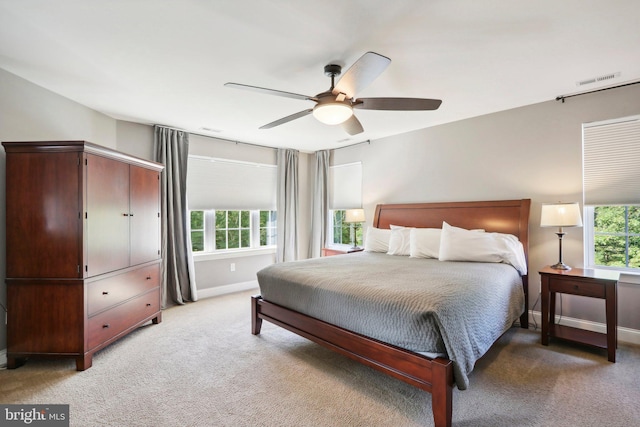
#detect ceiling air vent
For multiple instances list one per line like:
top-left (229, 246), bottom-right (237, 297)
top-left (199, 127), bottom-right (222, 133)
top-left (576, 72), bottom-right (621, 86)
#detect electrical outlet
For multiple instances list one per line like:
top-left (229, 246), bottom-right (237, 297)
top-left (230, 263), bottom-right (236, 272)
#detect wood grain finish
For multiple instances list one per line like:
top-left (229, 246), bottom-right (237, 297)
top-left (252, 199), bottom-right (531, 427)
top-left (5, 151), bottom-right (82, 278)
top-left (540, 266), bottom-right (618, 362)
top-left (321, 247), bottom-right (364, 256)
top-left (3, 140), bottom-right (164, 370)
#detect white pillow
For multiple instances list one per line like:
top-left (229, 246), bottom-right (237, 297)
top-left (409, 228), bottom-right (441, 258)
top-left (438, 221), bottom-right (527, 275)
top-left (387, 227), bottom-right (413, 256)
top-left (364, 227), bottom-right (391, 253)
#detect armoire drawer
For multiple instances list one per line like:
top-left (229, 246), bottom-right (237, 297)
top-left (87, 263), bottom-right (160, 316)
top-left (88, 288), bottom-right (160, 350)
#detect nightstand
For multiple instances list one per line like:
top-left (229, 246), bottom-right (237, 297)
top-left (321, 247), bottom-right (364, 257)
top-left (540, 266), bottom-right (619, 362)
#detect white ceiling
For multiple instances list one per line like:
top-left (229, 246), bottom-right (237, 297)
top-left (1, 1), bottom-right (639, 152)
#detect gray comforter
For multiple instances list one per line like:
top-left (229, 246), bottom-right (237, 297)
top-left (257, 252), bottom-right (524, 390)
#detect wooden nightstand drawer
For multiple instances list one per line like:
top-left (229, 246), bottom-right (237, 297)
top-left (548, 278), bottom-right (605, 298)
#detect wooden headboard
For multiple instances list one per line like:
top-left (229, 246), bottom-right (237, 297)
top-left (373, 199), bottom-right (531, 258)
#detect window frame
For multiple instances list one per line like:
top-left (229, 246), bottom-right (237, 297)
top-left (584, 205), bottom-right (640, 272)
top-left (190, 209), bottom-right (277, 254)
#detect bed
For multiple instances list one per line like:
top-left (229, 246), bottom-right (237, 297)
top-left (251, 199), bottom-right (531, 427)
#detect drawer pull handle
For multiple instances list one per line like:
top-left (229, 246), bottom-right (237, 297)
top-left (573, 285), bottom-right (579, 290)
top-left (146, 276), bottom-right (152, 280)
top-left (102, 291), bottom-right (109, 295)
top-left (146, 303), bottom-right (152, 307)
top-left (122, 213), bottom-right (130, 216)
top-left (103, 324), bottom-right (110, 329)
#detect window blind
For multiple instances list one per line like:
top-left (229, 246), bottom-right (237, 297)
top-left (583, 116), bottom-right (640, 206)
top-left (187, 156), bottom-right (277, 210)
top-left (329, 162), bottom-right (362, 210)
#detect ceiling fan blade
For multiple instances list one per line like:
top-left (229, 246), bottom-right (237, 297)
top-left (332, 52), bottom-right (391, 99)
top-left (341, 115), bottom-right (364, 135)
top-left (354, 97), bottom-right (442, 111)
top-left (260, 109), bottom-right (313, 129)
top-left (225, 82), bottom-right (312, 101)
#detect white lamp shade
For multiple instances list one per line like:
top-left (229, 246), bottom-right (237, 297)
top-left (540, 202), bottom-right (583, 227)
top-left (344, 208), bottom-right (365, 223)
top-left (313, 102), bottom-right (353, 125)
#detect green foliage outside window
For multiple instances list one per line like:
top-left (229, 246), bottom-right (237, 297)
top-left (190, 210), bottom-right (204, 252)
top-left (332, 210), bottom-right (363, 247)
top-left (190, 209), bottom-right (276, 252)
top-left (260, 210), bottom-right (277, 246)
top-left (216, 210), bottom-right (251, 250)
top-left (594, 206), bottom-right (640, 269)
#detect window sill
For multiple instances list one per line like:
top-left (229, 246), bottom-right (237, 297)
top-left (193, 247), bottom-right (276, 262)
top-left (591, 267), bottom-right (640, 285)
top-left (619, 272), bottom-right (640, 285)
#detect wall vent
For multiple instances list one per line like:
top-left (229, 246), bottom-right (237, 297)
top-left (576, 72), bottom-right (621, 86)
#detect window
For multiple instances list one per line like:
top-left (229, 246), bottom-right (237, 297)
top-left (587, 206), bottom-right (640, 269)
top-left (190, 210), bottom-right (205, 252)
top-left (330, 210), bottom-right (363, 247)
top-left (259, 210), bottom-right (277, 246)
top-left (186, 154), bottom-right (278, 254)
top-left (216, 210), bottom-right (250, 250)
top-left (328, 162), bottom-right (363, 248)
top-left (583, 115), bottom-right (640, 271)
top-left (190, 209), bottom-right (277, 253)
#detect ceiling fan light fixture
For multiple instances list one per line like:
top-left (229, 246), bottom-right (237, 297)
top-left (312, 102), bottom-right (353, 125)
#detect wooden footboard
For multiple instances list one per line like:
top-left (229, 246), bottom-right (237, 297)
top-left (251, 294), bottom-right (454, 427)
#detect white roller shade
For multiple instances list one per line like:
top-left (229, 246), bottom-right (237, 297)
top-left (187, 156), bottom-right (277, 210)
top-left (329, 162), bottom-right (362, 209)
top-left (583, 116), bottom-right (640, 206)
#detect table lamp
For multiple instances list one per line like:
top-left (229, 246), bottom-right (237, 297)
top-left (540, 202), bottom-right (583, 270)
top-left (344, 208), bottom-right (365, 249)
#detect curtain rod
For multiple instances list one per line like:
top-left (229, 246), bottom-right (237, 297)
top-left (555, 79), bottom-right (640, 103)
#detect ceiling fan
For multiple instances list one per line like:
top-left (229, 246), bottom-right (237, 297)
top-left (225, 52), bottom-right (442, 136)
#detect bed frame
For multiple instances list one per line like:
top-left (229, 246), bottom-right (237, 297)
top-left (251, 199), bottom-right (531, 427)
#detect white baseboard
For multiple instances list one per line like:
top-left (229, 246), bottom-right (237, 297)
top-left (196, 281), bottom-right (259, 300)
top-left (0, 348), bottom-right (6, 368)
top-left (529, 310), bottom-right (640, 345)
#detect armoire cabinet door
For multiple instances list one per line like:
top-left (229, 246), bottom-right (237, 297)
top-left (5, 151), bottom-right (82, 278)
top-left (129, 165), bottom-right (161, 266)
top-left (86, 154), bottom-right (130, 277)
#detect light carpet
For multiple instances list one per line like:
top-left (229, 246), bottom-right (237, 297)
top-left (1, 289), bottom-right (639, 427)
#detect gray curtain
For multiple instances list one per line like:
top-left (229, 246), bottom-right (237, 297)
top-left (308, 150), bottom-right (330, 258)
top-left (154, 126), bottom-right (198, 306)
top-left (276, 148), bottom-right (299, 263)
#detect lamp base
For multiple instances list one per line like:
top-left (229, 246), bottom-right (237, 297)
top-left (550, 261), bottom-right (571, 271)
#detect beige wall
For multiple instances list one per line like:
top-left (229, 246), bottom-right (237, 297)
top-left (2, 62), bottom-right (638, 351)
top-left (332, 84), bottom-right (640, 332)
top-left (0, 68), bottom-right (121, 351)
